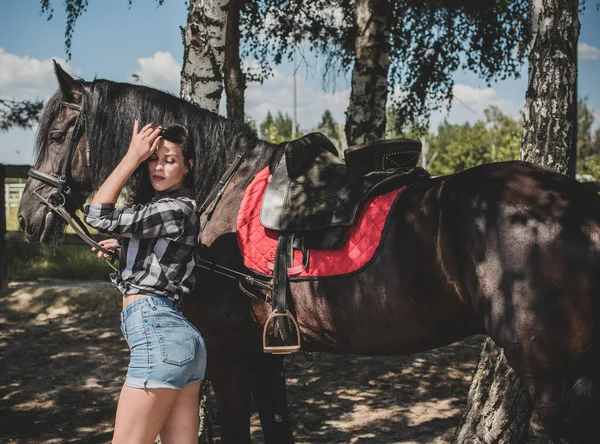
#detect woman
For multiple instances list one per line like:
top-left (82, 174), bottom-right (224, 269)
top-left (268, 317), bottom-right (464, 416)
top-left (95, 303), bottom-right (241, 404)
top-left (84, 120), bottom-right (205, 444)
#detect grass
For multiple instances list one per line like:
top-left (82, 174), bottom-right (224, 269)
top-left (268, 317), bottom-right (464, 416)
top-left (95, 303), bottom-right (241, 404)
top-left (6, 207), bottom-right (113, 281)
top-left (7, 242), bottom-right (115, 281)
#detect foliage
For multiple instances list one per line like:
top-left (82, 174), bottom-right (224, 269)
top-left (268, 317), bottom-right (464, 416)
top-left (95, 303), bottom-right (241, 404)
top-left (427, 106), bottom-right (521, 176)
top-left (241, 0), bottom-right (530, 130)
top-left (259, 111), bottom-right (301, 143)
top-left (577, 97), bottom-right (600, 179)
top-left (316, 109), bottom-right (345, 150)
top-left (0, 98), bottom-right (44, 132)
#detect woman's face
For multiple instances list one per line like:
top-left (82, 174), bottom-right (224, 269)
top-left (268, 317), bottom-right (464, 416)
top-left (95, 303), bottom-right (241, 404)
top-left (147, 140), bottom-right (191, 193)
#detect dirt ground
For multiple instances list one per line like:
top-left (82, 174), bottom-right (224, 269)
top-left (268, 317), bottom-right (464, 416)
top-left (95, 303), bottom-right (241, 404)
top-left (0, 280), bottom-right (484, 444)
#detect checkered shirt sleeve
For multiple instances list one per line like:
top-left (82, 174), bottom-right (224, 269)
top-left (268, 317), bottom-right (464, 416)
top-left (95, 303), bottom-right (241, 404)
top-left (83, 198), bottom-right (195, 239)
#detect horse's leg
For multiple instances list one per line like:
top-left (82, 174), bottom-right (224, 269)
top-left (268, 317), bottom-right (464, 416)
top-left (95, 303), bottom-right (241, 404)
top-left (250, 353), bottom-right (294, 444)
top-left (209, 354), bottom-right (252, 444)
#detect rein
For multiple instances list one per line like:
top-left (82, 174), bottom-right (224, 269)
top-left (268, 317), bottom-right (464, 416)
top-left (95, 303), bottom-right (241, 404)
top-left (31, 99), bottom-right (269, 297)
top-left (195, 152), bottom-right (273, 295)
top-left (28, 100), bottom-right (117, 259)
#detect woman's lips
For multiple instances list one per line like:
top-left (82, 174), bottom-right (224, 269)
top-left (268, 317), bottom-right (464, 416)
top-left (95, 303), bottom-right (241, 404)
top-left (152, 175), bottom-right (165, 181)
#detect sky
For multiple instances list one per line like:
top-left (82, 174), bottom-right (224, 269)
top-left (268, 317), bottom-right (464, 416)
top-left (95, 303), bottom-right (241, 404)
top-left (1, 0), bottom-right (600, 165)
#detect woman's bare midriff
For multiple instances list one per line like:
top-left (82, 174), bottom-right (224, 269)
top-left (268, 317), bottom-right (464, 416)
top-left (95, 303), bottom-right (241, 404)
top-left (122, 294), bottom-right (154, 310)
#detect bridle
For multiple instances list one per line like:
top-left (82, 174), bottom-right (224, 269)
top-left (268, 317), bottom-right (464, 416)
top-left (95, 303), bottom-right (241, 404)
top-left (27, 97), bottom-right (271, 294)
top-left (27, 99), bottom-right (117, 259)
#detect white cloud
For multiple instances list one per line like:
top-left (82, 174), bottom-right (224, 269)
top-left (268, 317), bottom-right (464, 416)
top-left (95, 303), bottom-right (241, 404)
top-left (579, 43), bottom-right (600, 61)
top-left (244, 66), bottom-right (350, 132)
top-left (131, 51), bottom-right (181, 94)
top-left (429, 83), bottom-right (523, 131)
top-left (453, 84), bottom-right (496, 103)
top-left (0, 48), bottom-right (78, 101)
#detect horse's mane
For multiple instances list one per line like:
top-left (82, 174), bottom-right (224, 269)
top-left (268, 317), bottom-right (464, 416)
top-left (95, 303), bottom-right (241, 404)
top-left (86, 80), bottom-right (264, 204)
top-left (38, 79), bottom-right (266, 205)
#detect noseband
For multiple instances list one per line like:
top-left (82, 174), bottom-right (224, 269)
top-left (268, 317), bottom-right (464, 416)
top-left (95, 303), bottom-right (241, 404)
top-left (28, 100), bottom-right (117, 259)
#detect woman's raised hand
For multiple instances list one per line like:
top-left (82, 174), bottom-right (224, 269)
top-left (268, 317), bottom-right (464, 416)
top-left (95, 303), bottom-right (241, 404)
top-left (126, 119), bottom-right (162, 165)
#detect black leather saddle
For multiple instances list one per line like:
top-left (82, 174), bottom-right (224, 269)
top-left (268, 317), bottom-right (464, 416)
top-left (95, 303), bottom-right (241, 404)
top-left (259, 132), bottom-right (429, 354)
top-left (260, 132), bottom-right (427, 248)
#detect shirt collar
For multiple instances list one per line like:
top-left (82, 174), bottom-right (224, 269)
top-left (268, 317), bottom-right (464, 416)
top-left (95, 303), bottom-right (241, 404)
top-left (152, 188), bottom-right (195, 201)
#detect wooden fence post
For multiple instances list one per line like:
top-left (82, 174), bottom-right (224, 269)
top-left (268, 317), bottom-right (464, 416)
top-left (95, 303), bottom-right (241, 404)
top-left (0, 164), bottom-right (7, 296)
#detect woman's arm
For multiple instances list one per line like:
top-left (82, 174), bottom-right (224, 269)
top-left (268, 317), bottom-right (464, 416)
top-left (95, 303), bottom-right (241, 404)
top-left (90, 119), bottom-right (162, 205)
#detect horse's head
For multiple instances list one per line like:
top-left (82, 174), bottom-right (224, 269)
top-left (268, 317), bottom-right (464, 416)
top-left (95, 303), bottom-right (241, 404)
top-left (17, 61), bottom-right (92, 243)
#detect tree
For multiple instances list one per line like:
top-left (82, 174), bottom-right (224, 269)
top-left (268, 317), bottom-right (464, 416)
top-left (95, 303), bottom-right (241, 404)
top-left (224, 0), bottom-right (246, 121)
top-left (521, 0), bottom-right (579, 177)
top-left (576, 97), bottom-right (600, 179)
top-left (241, 0), bottom-right (530, 144)
top-left (344, 0), bottom-right (391, 145)
top-left (455, 1), bottom-right (581, 442)
top-left (259, 111), bottom-right (298, 143)
top-left (0, 99), bottom-right (44, 132)
top-left (425, 106), bottom-right (521, 176)
top-left (180, 0), bottom-right (230, 111)
top-left (316, 109), bottom-right (343, 150)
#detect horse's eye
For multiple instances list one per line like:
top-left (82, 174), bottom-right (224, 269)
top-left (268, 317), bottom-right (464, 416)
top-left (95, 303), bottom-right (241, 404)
top-left (50, 132), bottom-right (65, 143)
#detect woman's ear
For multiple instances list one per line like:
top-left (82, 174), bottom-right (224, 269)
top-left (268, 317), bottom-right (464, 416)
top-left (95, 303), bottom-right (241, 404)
top-left (187, 159), bottom-right (194, 174)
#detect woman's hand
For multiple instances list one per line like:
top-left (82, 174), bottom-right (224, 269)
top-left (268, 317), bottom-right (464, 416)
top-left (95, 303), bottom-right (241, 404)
top-left (124, 119), bottom-right (163, 166)
top-left (92, 238), bottom-right (121, 259)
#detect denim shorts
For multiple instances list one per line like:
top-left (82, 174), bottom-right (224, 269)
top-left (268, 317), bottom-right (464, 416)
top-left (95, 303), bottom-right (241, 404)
top-left (120, 296), bottom-right (206, 390)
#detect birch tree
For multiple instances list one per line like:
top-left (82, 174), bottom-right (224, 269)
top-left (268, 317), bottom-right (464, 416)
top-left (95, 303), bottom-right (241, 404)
top-left (344, 0), bottom-right (391, 145)
top-left (181, 0), bottom-right (230, 112)
top-left (454, 1), bottom-right (580, 442)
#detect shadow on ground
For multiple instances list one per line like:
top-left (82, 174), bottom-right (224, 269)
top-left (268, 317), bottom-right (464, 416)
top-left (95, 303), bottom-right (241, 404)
top-left (0, 281), bottom-right (483, 444)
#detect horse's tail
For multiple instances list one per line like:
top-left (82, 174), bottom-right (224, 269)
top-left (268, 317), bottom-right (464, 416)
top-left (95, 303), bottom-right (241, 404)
top-left (561, 296), bottom-right (600, 442)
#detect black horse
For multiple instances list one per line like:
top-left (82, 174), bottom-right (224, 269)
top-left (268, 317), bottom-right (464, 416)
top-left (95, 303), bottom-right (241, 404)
top-left (17, 63), bottom-right (600, 443)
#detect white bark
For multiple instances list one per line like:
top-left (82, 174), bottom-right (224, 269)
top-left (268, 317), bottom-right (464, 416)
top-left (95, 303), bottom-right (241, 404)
top-left (344, 0), bottom-right (391, 146)
top-left (521, 0), bottom-right (579, 176)
top-left (180, 0), bottom-right (230, 112)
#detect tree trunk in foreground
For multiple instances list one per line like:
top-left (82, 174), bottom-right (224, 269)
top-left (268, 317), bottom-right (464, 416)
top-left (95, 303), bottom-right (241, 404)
top-left (454, 338), bottom-right (532, 443)
top-left (344, 0), bottom-right (391, 146)
top-left (181, 0), bottom-right (230, 112)
top-left (455, 1), bottom-right (580, 442)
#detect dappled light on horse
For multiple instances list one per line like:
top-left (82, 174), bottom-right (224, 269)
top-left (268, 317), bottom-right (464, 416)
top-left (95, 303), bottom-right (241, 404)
top-left (16, 62), bottom-right (600, 444)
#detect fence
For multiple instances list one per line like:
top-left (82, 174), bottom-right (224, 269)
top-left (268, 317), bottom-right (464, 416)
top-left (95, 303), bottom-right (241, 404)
top-left (5, 183), bottom-right (25, 209)
top-left (0, 164), bottom-right (91, 294)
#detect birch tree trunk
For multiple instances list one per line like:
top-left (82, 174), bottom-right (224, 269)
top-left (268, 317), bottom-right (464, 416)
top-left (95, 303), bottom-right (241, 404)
top-left (455, 1), bottom-right (580, 443)
top-left (224, 0), bottom-right (245, 122)
top-left (181, 0), bottom-right (230, 112)
top-left (521, 0), bottom-right (580, 177)
top-left (344, 0), bottom-right (391, 146)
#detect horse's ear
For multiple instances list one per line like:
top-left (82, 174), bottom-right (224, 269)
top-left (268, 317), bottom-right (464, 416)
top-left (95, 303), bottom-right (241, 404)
top-left (53, 60), bottom-right (83, 104)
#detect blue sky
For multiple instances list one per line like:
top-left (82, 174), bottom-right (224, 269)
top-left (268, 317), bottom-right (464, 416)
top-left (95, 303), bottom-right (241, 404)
top-left (1, 0), bottom-right (600, 165)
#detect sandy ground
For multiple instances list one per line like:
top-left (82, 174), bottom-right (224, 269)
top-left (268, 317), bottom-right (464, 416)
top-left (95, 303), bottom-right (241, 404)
top-left (0, 280), bottom-right (484, 443)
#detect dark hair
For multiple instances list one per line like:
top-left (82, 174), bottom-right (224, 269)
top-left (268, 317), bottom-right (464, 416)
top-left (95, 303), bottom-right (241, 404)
top-left (160, 123), bottom-right (194, 187)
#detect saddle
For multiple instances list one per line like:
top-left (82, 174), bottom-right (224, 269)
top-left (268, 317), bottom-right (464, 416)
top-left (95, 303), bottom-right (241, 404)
top-left (259, 132), bottom-right (429, 354)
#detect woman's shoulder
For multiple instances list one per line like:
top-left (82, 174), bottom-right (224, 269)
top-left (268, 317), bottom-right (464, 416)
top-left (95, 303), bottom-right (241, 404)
top-left (153, 189), bottom-right (197, 214)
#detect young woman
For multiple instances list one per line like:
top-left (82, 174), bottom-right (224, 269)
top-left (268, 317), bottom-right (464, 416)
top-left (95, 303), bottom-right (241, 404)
top-left (84, 120), bottom-right (205, 444)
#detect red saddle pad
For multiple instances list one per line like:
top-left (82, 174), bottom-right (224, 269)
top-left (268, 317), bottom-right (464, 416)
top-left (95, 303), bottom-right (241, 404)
top-left (237, 167), bottom-right (404, 278)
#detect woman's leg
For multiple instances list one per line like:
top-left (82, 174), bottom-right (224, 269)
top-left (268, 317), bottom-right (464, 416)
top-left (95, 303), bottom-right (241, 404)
top-left (158, 382), bottom-right (202, 444)
top-left (112, 385), bottom-right (179, 444)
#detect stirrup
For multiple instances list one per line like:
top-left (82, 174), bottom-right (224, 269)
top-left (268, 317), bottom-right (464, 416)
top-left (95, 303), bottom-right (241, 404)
top-left (263, 309), bottom-right (301, 354)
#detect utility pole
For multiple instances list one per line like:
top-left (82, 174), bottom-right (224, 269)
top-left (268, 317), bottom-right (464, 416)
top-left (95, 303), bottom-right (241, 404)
top-left (292, 47), bottom-right (297, 138)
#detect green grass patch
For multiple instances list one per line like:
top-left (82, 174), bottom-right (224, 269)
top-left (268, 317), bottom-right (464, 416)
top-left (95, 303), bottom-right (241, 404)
top-left (7, 242), bottom-right (115, 281)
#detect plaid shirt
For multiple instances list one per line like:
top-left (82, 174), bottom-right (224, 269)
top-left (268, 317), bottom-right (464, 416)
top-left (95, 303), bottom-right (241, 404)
top-left (83, 188), bottom-right (199, 304)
